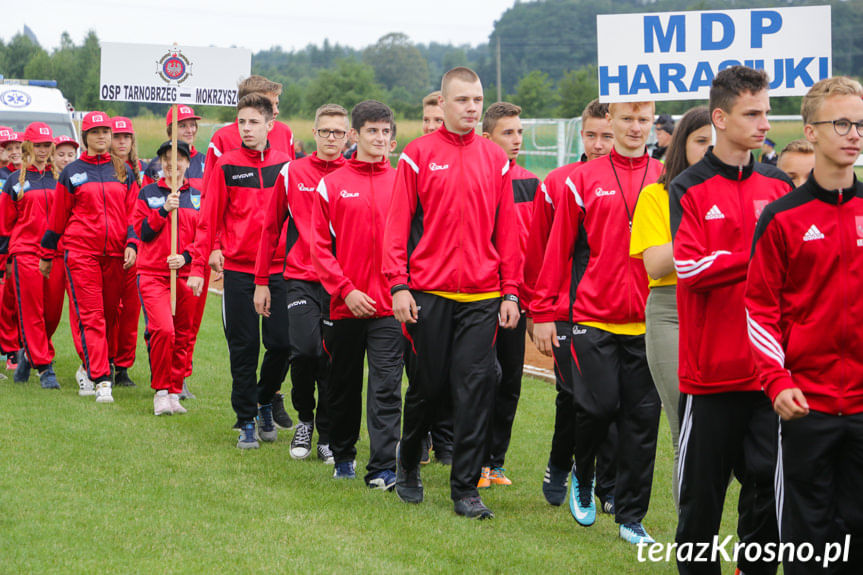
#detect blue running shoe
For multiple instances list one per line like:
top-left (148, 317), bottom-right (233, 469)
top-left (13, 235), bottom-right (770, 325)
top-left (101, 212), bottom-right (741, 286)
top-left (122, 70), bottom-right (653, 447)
top-left (39, 364), bottom-right (60, 389)
top-left (569, 466), bottom-right (596, 526)
top-left (13, 349), bottom-right (30, 383)
top-left (619, 522), bottom-right (655, 545)
top-left (257, 404), bottom-right (277, 442)
top-left (333, 460), bottom-right (356, 479)
top-left (367, 469), bottom-right (396, 491)
top-left (237, 421), bottom-right (259, 450)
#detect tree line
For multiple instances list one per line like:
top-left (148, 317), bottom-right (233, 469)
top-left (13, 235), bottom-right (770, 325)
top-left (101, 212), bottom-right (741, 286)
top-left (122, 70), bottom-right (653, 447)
top-left (2, 0), bottom-right (861, 120)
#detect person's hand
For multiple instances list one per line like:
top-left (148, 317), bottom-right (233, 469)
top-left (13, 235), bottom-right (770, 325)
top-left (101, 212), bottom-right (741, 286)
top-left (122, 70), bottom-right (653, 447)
top-left (526, 317), bottom-right (535, 343)
top-left (187, 275), bottom-right (204, 297)
top-left (392, 290), bottom-right (418, 324)
top-left (254, 285), bottom-right (271, 317)
top-left (166, 254), bottom-right (186, 270)
top-left (773, 388), bottom-right (809, 421)
top-left (208, 249), bottom-right (224, 273)
top-left (345, 289), bottom-right (376, 319)
top-left (533, 321), bottom-right (558, 357)
top-left (499, 300), bottom-right (520, 329)
top-left (164, 191), bottom-right (180, 212)
top-left (124, 247), bottom-right (136, 270)
top-left (39, 259), bottom-right (52, 279)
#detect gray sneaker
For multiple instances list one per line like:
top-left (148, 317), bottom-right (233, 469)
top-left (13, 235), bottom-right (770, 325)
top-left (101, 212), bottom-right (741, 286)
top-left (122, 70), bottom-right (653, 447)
top-left (237, 421), bottom-right (259, 449)
top-left (317, 443), bottom-right (334, 464)
top-left (178, 378), bottom-right (195, 400)
top-left (257, 404), bottom-right (277, 442)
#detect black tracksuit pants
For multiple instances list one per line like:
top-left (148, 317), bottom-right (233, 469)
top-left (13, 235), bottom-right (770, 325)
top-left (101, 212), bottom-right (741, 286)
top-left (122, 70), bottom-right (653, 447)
top-left (286, 279), bottom-right (330, 443)
top-left (324, 315), bottom-right (403, 481)
top-left (779, 410), bottom-right (863, 575)
top-left (401, 292), bottom-right (499, 501)
top-left (403, 338), bottom-right (454, 460)
top-left (676, 391), bottom-right (779, 575)
top-left (549, 321), bottom-right (618, 501)
top-left (487, 314), bottom-right (526, 468)
top-left (571, 324), bottom-right (660, 524)
top-left (222, 270), bottom-right (291, 423)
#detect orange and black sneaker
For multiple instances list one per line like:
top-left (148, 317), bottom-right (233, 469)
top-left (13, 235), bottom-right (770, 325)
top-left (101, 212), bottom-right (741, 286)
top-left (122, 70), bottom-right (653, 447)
top-left (478, 467), bottom-right (492, 489)
top-left (489, 467), bottom-right (512, 486)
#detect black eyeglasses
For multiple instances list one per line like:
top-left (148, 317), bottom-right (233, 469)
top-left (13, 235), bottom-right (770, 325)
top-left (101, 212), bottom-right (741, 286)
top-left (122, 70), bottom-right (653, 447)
top-left (810, 119), bottom-right (863, 137)
top-left (316, 129), bottom-right (347, 139)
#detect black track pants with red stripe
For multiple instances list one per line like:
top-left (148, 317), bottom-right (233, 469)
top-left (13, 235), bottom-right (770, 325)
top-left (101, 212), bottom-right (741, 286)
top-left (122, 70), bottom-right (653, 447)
top-left (550, 321), bottom-right (619, 499)
top-left (570, 324), bottom-right (660, 524)
top-left (401, 292), bottom-right (499, 501)
top-left (675, 391), bottom-right (778, 575)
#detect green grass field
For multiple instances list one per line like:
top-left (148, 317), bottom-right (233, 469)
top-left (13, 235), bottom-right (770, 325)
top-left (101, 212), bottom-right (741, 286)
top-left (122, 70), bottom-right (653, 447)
top-left (0, 291), bottom-right (756, 574)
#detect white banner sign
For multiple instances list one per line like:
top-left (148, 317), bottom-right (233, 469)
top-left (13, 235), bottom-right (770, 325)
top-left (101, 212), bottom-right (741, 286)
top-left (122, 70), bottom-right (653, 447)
top-left (596, 6), bottom-right (832, 102)
top-left (100, 42), bottom-right (251, 106)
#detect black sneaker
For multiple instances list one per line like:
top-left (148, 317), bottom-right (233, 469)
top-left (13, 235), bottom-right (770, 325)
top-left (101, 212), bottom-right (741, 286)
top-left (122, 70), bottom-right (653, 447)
top-left (395, 441), bottom-right (423, 503)
top-left (271, 393), bottom-right (294, 430)
top-left (599, 494), bottom-right (615, 515)
top-left (179, 379), bottom-right (195, 400)
top-left (435, 452), bottom-right (453, 466)
top-left (257, 404), bottom-right (277, 442)
top-left (542, 460), bottom-right (569, 506)
top-left (114, 366), bottom-right (136, 387)
top-left (420, 432), bottom-right (432, 465)
top-left (454, 495), bottom-right (494, 519)
top-left (290, 421), bottom-right (313, 459)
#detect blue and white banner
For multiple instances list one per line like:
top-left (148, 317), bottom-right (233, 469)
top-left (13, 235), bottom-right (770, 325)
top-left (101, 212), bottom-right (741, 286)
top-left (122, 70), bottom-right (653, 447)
top-left (596, 6), bottom-right (832, 102)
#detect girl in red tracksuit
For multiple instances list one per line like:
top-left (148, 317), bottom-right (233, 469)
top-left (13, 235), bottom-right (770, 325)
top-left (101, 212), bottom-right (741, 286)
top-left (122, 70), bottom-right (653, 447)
top-left (0, 129), bottom-right (23, 369)
top-left (0, 122), bottom-right (65, 388)
top-left (134, 141), bottom-right (199, 416)
top-left (40, 111), bottom-right (138, 404)
top-left (109, 116), bottom-right (143, 387)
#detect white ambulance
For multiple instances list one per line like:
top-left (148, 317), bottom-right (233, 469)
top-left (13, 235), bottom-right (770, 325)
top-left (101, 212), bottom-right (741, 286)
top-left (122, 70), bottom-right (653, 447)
top-left (0, 78), bottom-right (78, 141)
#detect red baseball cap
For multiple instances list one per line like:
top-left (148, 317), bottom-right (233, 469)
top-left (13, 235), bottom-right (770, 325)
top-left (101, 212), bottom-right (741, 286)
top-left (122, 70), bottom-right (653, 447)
top-left (0, 130), bottom-right (22, 146)
top-left (82, 111), bottom-right (112, 132)
top-left (24, 122), bottom-right (53, 144)
top-left (54, 135), bottom-right (80, 149)
top-left (112, 116), bottom-right (135, 135)
top-left (166, 105), bottom-right (201, 126)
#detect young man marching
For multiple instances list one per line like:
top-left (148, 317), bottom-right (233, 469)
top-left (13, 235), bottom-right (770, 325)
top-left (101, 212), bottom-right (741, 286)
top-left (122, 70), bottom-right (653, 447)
top-left (532, 100), bottom-right (663, 544)
top-left (524, 99), bottom-right (618, 508)
top-left (671, 66), bottom-right (792, 575)
top-left (254, 104), bottom-right (349, 463)
top-left (188, 94), bottom-right (292, 449)
top-left (384, 67), bottom-right (521, 520)
top-left (478, 101), bottom-right (539, 489)
top-left (312, 100), bottom-right (402, 489)
top-left (746, 76), bottom-right (863, 574)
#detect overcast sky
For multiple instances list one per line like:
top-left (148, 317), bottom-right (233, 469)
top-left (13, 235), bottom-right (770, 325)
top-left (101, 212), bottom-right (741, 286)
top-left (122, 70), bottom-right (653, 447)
top-left (4, 0), bottom-right (516, 52)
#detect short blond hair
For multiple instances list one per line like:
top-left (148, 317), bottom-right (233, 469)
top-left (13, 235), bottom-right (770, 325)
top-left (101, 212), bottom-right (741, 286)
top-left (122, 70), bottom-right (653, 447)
top-left (423, 91), bottom-right (441, 108)
top-left (314, 103), bottom-right (349, 127)
top-left (801, 76), bottom-right (863, 124)
top-left (441, 67), bottom-right (480, 97)
top-left (238, 75), bottom-right (283, 100)
top-left (608, 101), bottom-right (655, 116)
top-left (780, 138), bottom-right (814, 157)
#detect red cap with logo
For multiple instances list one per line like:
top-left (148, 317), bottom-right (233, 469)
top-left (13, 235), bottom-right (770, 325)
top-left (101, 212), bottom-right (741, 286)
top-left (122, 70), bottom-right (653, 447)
top-left (24, 122), bottom-right (54, 144)
top-left (54, 135), bottom-right (80, 149)
top-left (112, 116), bottom-right (135, 135)
top-left (82, 111), bottom-right (112, 132)
top-left (0, 130), bottom-right (22, 146)
top-left (166, 105), bottom-right (201, 126)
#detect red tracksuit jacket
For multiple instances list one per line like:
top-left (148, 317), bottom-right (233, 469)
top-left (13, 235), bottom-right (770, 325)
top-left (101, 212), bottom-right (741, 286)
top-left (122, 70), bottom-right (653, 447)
top-left (191, 144), bottom-right (291, 277)
top-left (203, 121), bottom-right (294, 193)
top-left (746, 174), bottom-right (863, 415)
top-left (133, 178), bottom-right (200, 277)
top-left (40, 153), bottom-right (138, 258)
top-left (524, 161), bottom-right (583, 320)
top-left (509, 161), bottom-right (541, 305)
top-left (531, 148), bottom-right (663, 325)
top-left (670, 149), bottom-right (792, 395)
top-left (254, 152), bottom-right (346, 286)
top-left (383, 124), bottom-right (521, 296)
top-left (312, 157), bottom-right (395, 320)
top-left (0, 166), bottom-right (58, 257)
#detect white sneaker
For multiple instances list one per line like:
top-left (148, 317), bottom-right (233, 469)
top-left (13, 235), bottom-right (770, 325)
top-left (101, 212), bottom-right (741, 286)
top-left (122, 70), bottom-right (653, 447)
top-left (77, 365), bottom-right (95, 396)
top-left (154, 391), bottom-right (172, 415)
top-left (168, 394), bottom-right (187, 414)
top-left (95, 381), bottom-right (114, 403)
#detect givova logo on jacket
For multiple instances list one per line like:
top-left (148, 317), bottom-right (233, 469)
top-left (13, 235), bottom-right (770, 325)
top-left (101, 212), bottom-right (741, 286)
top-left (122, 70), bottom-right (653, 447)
top-left (857, 216), bottom-right (863, 247)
